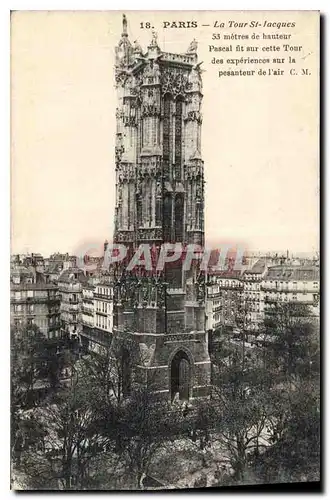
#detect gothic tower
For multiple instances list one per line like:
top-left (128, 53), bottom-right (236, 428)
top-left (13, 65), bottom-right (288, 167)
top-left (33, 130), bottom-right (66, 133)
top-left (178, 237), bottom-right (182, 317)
top-left (113, 15), bottom-right (211, 401)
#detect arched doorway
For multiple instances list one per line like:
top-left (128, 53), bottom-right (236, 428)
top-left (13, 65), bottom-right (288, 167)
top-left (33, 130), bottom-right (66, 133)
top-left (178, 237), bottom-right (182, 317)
top-left (170, 350), bottom-right (191, 402)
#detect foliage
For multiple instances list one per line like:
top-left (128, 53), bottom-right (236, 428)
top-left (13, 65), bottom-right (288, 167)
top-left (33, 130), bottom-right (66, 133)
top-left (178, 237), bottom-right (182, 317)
top-left (16, 359), bottom-right (118, 490)
top-left (11, 301), bottom-right (320, 490)
top-left (264, 303), bottom-right (319, 386)
top-left (115, 386), bottom-right (174, 489)
top-left (208, 302), bottom-right (320, 486)
top-left (209, 354), bottom-right (271, 482)
top-left (11, 324), bottom-right (67, 467)
top-left (249, 303), bottom-right (320, 483)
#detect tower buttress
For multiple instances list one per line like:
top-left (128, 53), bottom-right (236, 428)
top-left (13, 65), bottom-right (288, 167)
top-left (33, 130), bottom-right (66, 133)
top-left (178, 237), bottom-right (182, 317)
top-left (112, 18), bottom-right (211, 401)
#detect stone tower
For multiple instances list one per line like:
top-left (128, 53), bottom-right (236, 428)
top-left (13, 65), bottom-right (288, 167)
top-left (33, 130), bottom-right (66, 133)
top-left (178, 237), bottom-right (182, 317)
top-left (112, 15), bottom-right (211, 401)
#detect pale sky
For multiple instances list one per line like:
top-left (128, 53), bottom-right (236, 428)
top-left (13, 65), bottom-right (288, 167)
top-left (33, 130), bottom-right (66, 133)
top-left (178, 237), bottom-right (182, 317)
top-left (11, 11), bottom-right (319, 257)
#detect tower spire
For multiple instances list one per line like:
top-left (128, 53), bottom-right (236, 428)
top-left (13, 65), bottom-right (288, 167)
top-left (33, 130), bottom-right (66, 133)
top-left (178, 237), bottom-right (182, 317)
top-left (115, 14), bottom-right (134, 70)
top-left (122, 14), bottom-right (128, 36)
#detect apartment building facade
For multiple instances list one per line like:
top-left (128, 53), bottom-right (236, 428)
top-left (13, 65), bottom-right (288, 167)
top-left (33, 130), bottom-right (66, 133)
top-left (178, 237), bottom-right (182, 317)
top-left (11, 266), bottom-right (61, 338)
top-left (58, 268), bottom-right (87, 340)
top-left (80, 280), bottom-right (113, 354)
top-left (262, 265), bottom-right (320, 317)
top-left (206, 260), bottom-right (320, 335)
top-left (206, 271), bottom-right (243, 332)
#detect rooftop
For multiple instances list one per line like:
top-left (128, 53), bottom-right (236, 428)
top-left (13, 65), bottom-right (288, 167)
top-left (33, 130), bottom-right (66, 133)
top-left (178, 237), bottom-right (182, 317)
top-left (58, 267), bottom-right (88, 284)
top-left (244, 258), bottom-right (267, 275)
top-left (265, 265), bottom-right (319, 281)
top-left (11, 282), bottom-right (58, 291)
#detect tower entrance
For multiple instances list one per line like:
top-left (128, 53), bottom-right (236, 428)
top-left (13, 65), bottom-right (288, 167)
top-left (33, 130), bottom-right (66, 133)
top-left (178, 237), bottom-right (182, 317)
top-left (170, 350), bottom-right (191, 402)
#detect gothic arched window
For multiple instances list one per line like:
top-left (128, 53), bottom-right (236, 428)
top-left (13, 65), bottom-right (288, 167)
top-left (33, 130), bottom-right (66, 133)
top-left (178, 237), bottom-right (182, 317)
top-left (174, 193), bottom-right (184, 242)
top-left (163, 94), bottom-right (171, 179)
top-left (163, 193), bottom-right (172, 243)
top-left (122, 182), bottom-right (128, 230)
top-left (136, 188), bottom-right (142, 227)
top-left (175, 97), bottom-right (183, 180)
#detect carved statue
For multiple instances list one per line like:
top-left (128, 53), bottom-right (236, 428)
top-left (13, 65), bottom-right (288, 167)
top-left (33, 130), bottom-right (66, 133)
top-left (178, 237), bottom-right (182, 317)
top-left (120, 281), bottom-right (127, 301)
top-left (153, 60), bottom-right (161, 80)
top-left (122, 14), bottom-right (128, 35)
top-left (189, 67), bottom-right (202, 88)
top-left (196, 183), bottom-right (203, 200)
top-left (115, 143), bottom-right (124, 163)
top-left (156, 281), bottom-right (166, 307)
top-left (147, 88), bottom-right (154, 105)
top-left (118, 185), bottom-right (123, 203)
top-left (187, 38), bottom-right (198, 53)
top-left (133, 39), bottom-right (142, 53)
top-left (195, 275), bottom-right (205, 301)
top-left (144, 59), bottom-right (160, 81)
top-left (135, 182), bottom-right (141, 198)
top-left (150, 30), bottom-right (158, 46)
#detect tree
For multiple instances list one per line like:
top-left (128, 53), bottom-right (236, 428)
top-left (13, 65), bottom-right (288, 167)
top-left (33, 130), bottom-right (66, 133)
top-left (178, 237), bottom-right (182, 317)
top-left (83, 336), bottom-right (136, 407)
top-left (84, 337), bottom-right (170, 489)
top-left (210, 352), bottom-right (271, 483)
top-left (249, 302), bottom-right (321, 483)
top-left (206, 300), bottom-right (320, 486)
top-left (11, 324), bottom-right (65, 467)
top-left (264, 303), bottom-right (319, 387)
top-left (13, 328), bottom-right (181, 490)
top-left (252, 382), bottom-right (320, 483)
top-left (13, 352), bottom-right (119, 490)
top-left (115, 385), bottom-right (174, 489)
top-left (205, 305), bottom-right (279, 485)
top-left (11, 324), bottom-right (47, 409)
